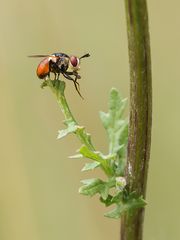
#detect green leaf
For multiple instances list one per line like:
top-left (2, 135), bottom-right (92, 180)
top-left (81, 161), bottom-right (101, 171)
top-left (104, 194), bottom-right (146, 219)
top-left (104, 205), bottom-right (128, 219)
top-left (79, 178), bottom-right (111, 200)
top-left (80, 178), bottom-right (96, 185)
top-left (79, 178), bottom-right (105, 197)
top-left (75, 126), bottom-right (94, 149)
top-left (100, 195), bottom-right (113, 207)
top-left (100, 190), bottom-right (124, 207)
top-left (79, 145), bottom-right (105, 163)
top-left (101, 185), bottom-right (109, 200)
top-left (99, 88), bottom-right (128, 176)
top-left (116, 122), bottom-right (128, 164)
top-left (124, 191), bottom-right (147, 209)
top-left (111, 191), bottom-right (123, 203)
top-left (99, 88), bottom-right (128, 155)
top-left (69, 154), bottom-right (83, 159)
top-left (104, 204), bottom-right (127, 219)
top-left (57, 124), bottom-right (78, 139)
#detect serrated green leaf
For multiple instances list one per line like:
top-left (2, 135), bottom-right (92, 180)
top-left (101, 185), bottom-right (109, 200)
top-left (99, 111), bottom-right (109, 128)
top-left (111, 191), bottom-right (123, 203)
top-left (118, 121), bottom-right (128, 145)
top-left (116, 122), bottom-right (128, 161)
top-left (79, 178), bottom-right (105, 197)
top-left (104, 204), bottom-right (127, 219)
top-left (100, 195), bottom-right (114, 207)
top-left (79, 178), bottom-right (112, 200)
top-left (75, 126), bottom-right (94, 146)
top-left (79, 145), bottom-right (104, 163)
top-left (80, 178), bottom-right (97, 185)
top-left (124, 192), bottom-right (147, 210)
top-left (99, 88), bottom-right (128, 156)
top-left (127, 196), bottom-right (146, 210)
top-left (104, 195), bottom-right (146, 219)
top-left (69, 154), bottom-right (83, 159)
top-left (81, 161), bottom-right (101, 171)
top-left (100, 191), bottom-right (123, 207)
top-left (57, 124), bottom-right (78, 139)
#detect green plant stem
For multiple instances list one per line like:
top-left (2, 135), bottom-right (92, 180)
top-left (46, 80), bottom-right (94, 150)
top-left (121, 1), bottom-right (152, 240)
top-left (44, 79), bottom-right (113, 177)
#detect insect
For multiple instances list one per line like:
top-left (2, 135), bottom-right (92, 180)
top-left (29, 52), bottom-right (90, 98)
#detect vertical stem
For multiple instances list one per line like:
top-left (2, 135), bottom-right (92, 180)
top-left (121, 1), bottom-right (152, 240)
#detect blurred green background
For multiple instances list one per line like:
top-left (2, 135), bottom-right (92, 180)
top-left (0, 0), bottom-right (179, 239)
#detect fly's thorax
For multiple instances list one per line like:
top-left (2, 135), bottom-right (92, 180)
top-left (57, 57), bottom-right (69, 71)
top-left (48, 56), bottom-right (57, 63)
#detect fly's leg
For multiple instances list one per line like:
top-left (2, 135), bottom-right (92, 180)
top-left (65, 71), bottom-right (81, 79)
top-left (57, 73), bottom-right (60, 80)
top-left (64, 71), bottom-right (82, 92)
top-left (53, 72), bottom-right (57, 80)
top-left (73, 76), bottom-right (83, 99)
top-left (62, 72), bottom-right (83, 99)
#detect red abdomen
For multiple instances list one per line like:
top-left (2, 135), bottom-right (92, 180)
top-left (36, 58), bottom-right (50, 79)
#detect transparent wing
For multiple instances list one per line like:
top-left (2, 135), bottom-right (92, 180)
top-left (28, 55), bottom-right (50, 58)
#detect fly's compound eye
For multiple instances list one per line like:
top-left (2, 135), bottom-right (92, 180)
top-left (70, 56), bottom-right (79, 67)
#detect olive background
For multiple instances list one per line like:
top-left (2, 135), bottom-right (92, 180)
top-left (0, 1), bottom-right (179, 240)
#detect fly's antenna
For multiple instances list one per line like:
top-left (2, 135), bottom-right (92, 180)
top-left (79, 53), bottom-right (90, 59)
